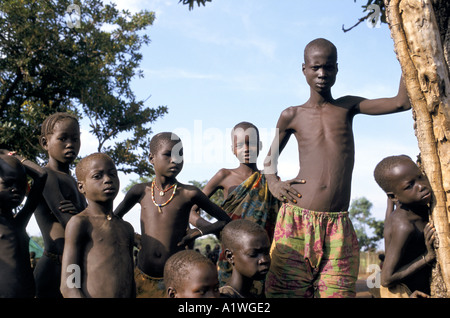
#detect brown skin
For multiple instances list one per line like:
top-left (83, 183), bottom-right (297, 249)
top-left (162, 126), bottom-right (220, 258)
top-left (189, 126), bottom-right (264, 226)
top-left (33, 118), bottom-right (86, 298)
top-left (264, 40), bottom-right (411, 212)
top-left (224, 231), bottom-right (271, 298)
top-left (167, 262), bottom-right (220, 298)
top-left (381, 158), bottom-right (436, 294)
top-left (0, 152), bottom-right (47, 298)
top-left (60, 156), bottom-right (136, 298)
top-left (114, 140), bottom-right (231, 277)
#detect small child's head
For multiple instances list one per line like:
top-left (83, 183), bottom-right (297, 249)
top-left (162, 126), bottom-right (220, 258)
top-left (164, 250), bottom-right (219, 298)
top-left (149, 132), bottom-right (183, 178)
top-left (40, 112), bottom-right (81, 164)
top-left (0, 154), bottom-right (27, 212)
top-left (231, 122), bottom-right (262, 164)
top-left (75, 153), bottom-right (119, 203)
top-left (374, 155), bottom-right (432, 207)
top-left (221, 219), bottom-right (271, 281)
top-left (302, 38), bottom-right (338, 92)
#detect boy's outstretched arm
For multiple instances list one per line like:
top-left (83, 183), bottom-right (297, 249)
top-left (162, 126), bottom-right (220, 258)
top-left (114, 183), bottom-right (146, 218)
top-left (356, 76), bottom-right (411, 115)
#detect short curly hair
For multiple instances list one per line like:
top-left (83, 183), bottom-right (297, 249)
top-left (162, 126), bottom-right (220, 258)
top-left (220, 219), bottom-right (269, 251)
top-left (373, 155), bottom-right (413, 193)
top-left (75, 152), bottom-right (115, 182)
top-left (163, 250), bottom-right (215, 291)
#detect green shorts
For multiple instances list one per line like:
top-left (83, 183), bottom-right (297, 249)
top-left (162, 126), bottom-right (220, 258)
top-left (265, 203), bottom-right (359, 298)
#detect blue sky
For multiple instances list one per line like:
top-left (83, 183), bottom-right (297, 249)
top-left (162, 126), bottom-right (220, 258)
top-left (26, 0), bottom-right (420, 239)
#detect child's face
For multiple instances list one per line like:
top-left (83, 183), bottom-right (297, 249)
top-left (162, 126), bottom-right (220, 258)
top-left (174, 263), bottom-right (220, 298)
top-left (150, 141), bottom-right (183, 179)
top-left (0, 157), bottom-right (27, 211)
top-left (388, 160), bottom-right (432, 206)
top-left (302, 46), bottom-right (338, 93)
top-left (43, 118), bottom-right (80, 164)
top-left (232, 128), bottom-right (260, 164)
top-left (230, 232), bottom-right (271, 281)
top-left (78, 158), bottom-right (119, 203)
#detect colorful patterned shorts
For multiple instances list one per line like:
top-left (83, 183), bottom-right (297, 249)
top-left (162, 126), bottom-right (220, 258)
top-left (265, 204), bottom-right (359, 298)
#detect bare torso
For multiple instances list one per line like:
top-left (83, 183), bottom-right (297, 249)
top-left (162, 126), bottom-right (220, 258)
top-left (137, 184), bottom-right (193, 277)
top-left (283, 99), bottom-right (357, 212)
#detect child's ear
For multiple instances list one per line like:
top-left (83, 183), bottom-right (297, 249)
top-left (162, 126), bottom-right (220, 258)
top-left (258, 141), bottom-right (263, 152)
top-left (40, 136), bottom-right (48, 150)
top-left (302, 63), bottom-right (306, 74)
top-left (148, 153), bottom-right (154, 164)
top-left (225, 248), bottom-right (234, 266)
top-left (387, 192), bottom-right (398, 204)
top-left (77, 181), bottom-right (85, 195)
top-left (167, 287), bottom-right (177, 298)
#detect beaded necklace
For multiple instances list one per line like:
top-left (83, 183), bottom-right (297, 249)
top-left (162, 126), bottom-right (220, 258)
top-left (151, 180), bottom-right (177, 213)
top-left (153, 181), bottom-right (176, 196)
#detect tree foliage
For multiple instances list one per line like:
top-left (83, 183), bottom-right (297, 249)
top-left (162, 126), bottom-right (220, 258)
top-left (349, 197), bottom-right (384, 251)
top-left (0, 0), bottom-right (167, 175)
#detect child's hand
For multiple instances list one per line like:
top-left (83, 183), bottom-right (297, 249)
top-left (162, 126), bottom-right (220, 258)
top-left (410, 290), bottom-right (430, 298)
top-left (59, 200), bottom-right (78, 214)
top-left (177, 228), bottom-right (201, 247)
top-left (268, 177), bottom-right (305, 204)
top-left (423, 222), bottom-right (436, 263)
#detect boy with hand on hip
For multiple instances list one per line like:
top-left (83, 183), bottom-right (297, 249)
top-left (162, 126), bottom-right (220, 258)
top-left (264, 38), bottom-right (411, 298)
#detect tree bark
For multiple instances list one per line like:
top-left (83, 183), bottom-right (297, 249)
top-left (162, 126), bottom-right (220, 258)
top-left (385, 0), bottom-right (450, 297)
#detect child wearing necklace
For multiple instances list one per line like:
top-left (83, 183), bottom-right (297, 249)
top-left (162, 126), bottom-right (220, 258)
top-left (60, 153), bottom-right (136, 298)
top-left (114, 132), bottom-right (231, 298)
top-left (219, 219), bottom-right (271, 298)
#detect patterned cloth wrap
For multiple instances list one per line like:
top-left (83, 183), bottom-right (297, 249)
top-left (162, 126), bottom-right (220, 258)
top-left (217, 171), bottom-right (280, 295)
top-left (134, 267), bottom-right (166, 298)
top-left (265, 203), bottom-right (360, 298)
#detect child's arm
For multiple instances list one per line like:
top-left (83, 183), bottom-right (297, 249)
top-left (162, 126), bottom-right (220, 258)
top-left (10, 154), bottom-right (47, 228)
top-left (355, 76), bottom-right (411, 115)
top-left (114, 183), bottom-right (146, 218)
top-left (189, 169), bottom-right (227, 227)
top-left (41, 170), bottom-right (82, 227)
top-left (179, 189), bottom-right (231, 246)
top-left (263, 107), bottom-right (305, 203)
top-left (60, 216), bottom-right (87, 298)
top-left (381, 222), bottom-right (436, 288)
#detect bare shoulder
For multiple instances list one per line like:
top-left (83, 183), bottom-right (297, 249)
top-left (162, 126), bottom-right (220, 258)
top-left (386, 209), bottom-right (414, 237)
top-left (334, 95), bottom-right (365, 111)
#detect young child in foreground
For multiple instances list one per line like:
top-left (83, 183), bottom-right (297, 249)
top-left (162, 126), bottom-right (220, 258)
top-left (374, 155), bottom-right (436, 298)
top-left (61, 153), bottom-right (135, 298)
top-left (114, 132), bottom-right (231, 298)
top-left (219, 219), bottom-right (271, 298)
top-left (164, 249), bottom-right (220, 298)
top-left (0, 151), bottom-right (47, 297)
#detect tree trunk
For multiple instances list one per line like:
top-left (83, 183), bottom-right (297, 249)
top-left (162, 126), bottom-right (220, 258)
top-left (385, 0), bottom-right (450, 297)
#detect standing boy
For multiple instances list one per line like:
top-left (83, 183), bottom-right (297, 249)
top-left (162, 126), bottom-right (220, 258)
top-left (0, 151), bottom-right (47, 297)
top-left (374, 155), bottom-right (436, 297)
top-left (264, 38), bottom-right (411, 298)
top-left (60, 153), bottom-right (136, 298)
top-left (114, 132), bottom-right (231, 298)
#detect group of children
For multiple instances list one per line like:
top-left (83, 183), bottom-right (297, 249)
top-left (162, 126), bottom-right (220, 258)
top-left (0, 38), bottom-right (438, 298)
